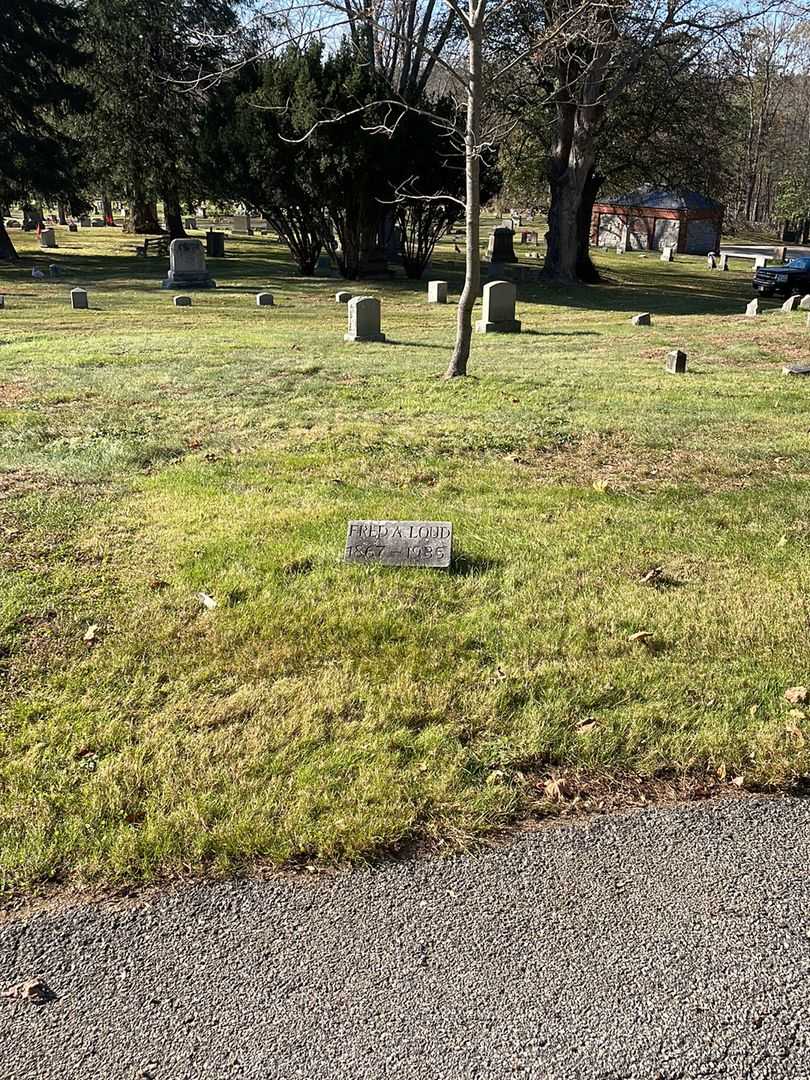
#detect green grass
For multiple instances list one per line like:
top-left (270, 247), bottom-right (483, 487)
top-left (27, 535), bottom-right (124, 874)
top-left (1, 224), bottom-right (809, 894)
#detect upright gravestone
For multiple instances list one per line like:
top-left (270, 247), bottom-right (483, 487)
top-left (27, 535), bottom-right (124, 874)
top-left (631, 313), bottom-right (651, 326)
top-left (335, 291), bottom-right (352, 304)
top-left (719, 253), bottom-right (729, 271)
top-left (230, 214), bottom-right (252, 235)
top-left (428, 281), bottom-right (448, 304)
top-left (0, 295), bottom-right (5, 309)
top-left (666, 349), bottom-right (687, 374)
top-left (775, 245), bottom-right (787, 263)
top-left (70, 288), bottom-right (88, 310)
top-left (754, 255), bottom-right (769, 269)
top-left (799, 295), bottom-right (810, 310)
top-left (161, 238), bottom-right (215, 289)
top-left (206, 231), bottom-right (225, 258)
top-left (746, 298), bottom-right (760, 317)
top-left (39, 228), bottom-right (56, 249)
top-left (173, 295), bottom-right (192, 307)
top-left (707, 252), bottom-right (717, 270)
top-left (256, 292), bottom-right (274, 306)
top-left (476, 281), bottom-right (520, 334)
top-left (782, 295), bottom-right (801, 312)
top-left (660, 246), bottom-right (674, 262)
top-left (487, 227), bottom-right (518, 264)
top-left (68, 223), bottom-right (78, 233)
top-left (345, 297), bottom-right (385, 343)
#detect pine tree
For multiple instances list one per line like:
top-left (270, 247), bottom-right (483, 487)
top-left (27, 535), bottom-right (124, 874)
top-left (0, 0), bottom-right (84, 258)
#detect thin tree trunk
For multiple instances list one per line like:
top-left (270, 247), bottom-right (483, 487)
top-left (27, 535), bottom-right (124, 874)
top-left (446, 11), bottom-right (482, 379)
top-left (101, 193), bottom-right (113, 226)
top-left (57, 201), bottom-right (68, 226)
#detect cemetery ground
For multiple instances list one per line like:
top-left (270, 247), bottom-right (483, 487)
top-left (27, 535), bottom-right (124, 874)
top-left (1, 226), bottom-right (809, 898)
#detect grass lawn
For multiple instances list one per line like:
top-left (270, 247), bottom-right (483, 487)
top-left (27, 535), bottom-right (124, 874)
top-left (1, 225), bottom-right (809, 894)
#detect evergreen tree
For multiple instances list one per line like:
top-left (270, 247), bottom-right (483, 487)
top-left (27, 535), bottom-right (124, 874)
top-left (0, 0), bottom-right (85, 259)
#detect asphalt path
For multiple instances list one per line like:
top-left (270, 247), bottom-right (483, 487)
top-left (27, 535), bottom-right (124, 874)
top-left (2, 796), bottom-right (809, 1080)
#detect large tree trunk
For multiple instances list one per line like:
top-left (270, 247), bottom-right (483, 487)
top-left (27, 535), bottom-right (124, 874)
top-left (0, 221), bottom-right (19, 261)
top-left (446, 11), bottom-right (482, 379)
top-left (124, 191), bottom-right (161, 234)
top-left (57, 201), bottom-right (68, 226)
top-left (101, 193), bottom-right (113, 226)
top-left (163, 190), bottom-right (187, 240)
top-left (543, 100), bottom-right (598, 283)
top-left (575, 167), bottom-right (602, 283)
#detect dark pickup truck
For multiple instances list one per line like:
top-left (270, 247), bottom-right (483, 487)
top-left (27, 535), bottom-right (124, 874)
top-left (753, 256), bottom-right (810, 297)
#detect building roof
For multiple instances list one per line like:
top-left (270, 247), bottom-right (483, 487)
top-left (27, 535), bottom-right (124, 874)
top-left (602, 185), bottom-right (722, 212)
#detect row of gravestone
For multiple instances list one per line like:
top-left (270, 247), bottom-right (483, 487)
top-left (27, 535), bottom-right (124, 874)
top-left (52, 279), bottom-right (522, 336)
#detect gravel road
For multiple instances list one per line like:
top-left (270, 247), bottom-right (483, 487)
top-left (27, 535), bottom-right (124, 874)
top-left (2, 796), bottom-right (809, 1080)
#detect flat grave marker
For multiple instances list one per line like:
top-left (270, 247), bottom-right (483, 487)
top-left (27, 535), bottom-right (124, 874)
top-left (344, 520), bottom-right (452, 568)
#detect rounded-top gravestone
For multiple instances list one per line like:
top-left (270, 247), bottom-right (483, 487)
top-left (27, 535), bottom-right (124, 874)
top-left (476, 281), bottom-right (520, 334)
top-left (487, 227), bottom-right (518, 265)
top-left (256, 292), bottom-right (274, 307)
top-left (344, 297), bottom-right (385, 343)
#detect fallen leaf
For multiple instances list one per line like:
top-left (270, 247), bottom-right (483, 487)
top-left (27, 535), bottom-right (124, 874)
top-left (576, 718), bottom-right (598, 735)
top-left (543, 777), bottom-right (570, 801)
top-left (198, 593), bottom-right (217, 611)
top-left (785, 686), bottom-right (808, 705)
top-left (640, 566), bottom-right (664, 585)
top-left (82, 624), bottom-right (99, 645)
top-left (148, 578), bottom-right (169, 591)
top-left (730, 775), bottom-right (745, 787)
top-left (592, 479), bottom-right (610, 492)
top-left (1, 978), bottom-right (55, 1005)
top-left (628, 630), bottom-right (653, 643)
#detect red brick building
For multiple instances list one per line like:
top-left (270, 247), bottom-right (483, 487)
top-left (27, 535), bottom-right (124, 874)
top-left (592, 187), bottom-right (724, 255)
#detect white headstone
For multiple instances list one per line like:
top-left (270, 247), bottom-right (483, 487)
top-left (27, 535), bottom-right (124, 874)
top-left (344, 296), bottom-right (385, 342)
top-left (754, 255), bottom-right (769, 269)
top-left (428, 281), bottom-right (448, 304)
top-left (782, 295), bottom-right (801, 312)
top-left (256, 292), bottom-right (274, 306)
top-left (719, 253), bottom-right (729, 271)
top-left (335, 291), bottom-right (352, 304)
top-left (70, 288), bottom-right (88, 310)
top-left (173, 295), bottom-right (192, 306)
top-left (631, 313), bottom-right (651, 326)
top-left (707, 252), bottom-right (717, 269)
top-left (666, 349), bottom-right (687, 374)
top-left (476, 281), bottom-right (520, 334)
top-left (746, 298), bottom-right (760, 317)
top-left (660, 246), bottom-right (674, 262)
top-left (799, 295), bottom-right (810, 310)
top-left (162, 238), bottom-right (215, 289)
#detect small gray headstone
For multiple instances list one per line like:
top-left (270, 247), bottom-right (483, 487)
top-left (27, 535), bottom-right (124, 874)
top-left (428, 280), bottom-right (448, 304)
top-left (660, 246), bottom-right (674, 262)
top-left (335, 291), bottom-right (352, 304)
top-left (631, 313), bottom-right (651, 326)
top-left (616, 244), bottom-right (625, 255)
top-left (173, 295), bottom-right (192, 307)
top-left (799, 295), bottom-right (810, 310)
top-left (345, 296), bottom-right (385, 342)
top-left (666, 349), bottom-right (687, 374)
top-left (784, 363), bottom-right (810, 375)
top-left (746, 298), bottom-right (760, 317)
top-left (719, 253), bottom-right (729, 271)
top-left (68, 223), bottom-right (78, 233)
top-left (782, 295), bottom-right (801, 312)
top-left (476, 280), bottom-right (520, 334)
top-left (707, 252), bottom-right (717, 269)
top-left (256, 292), bottom-right (274, 306)
top-left (0, 294), bottom-right (4, 309)
top-left (39, 228), bottom-right (56, 249)
top-left (344, 520), bottom-right (452, 568)
top-left (70, 288), bottom-right (88, 309)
